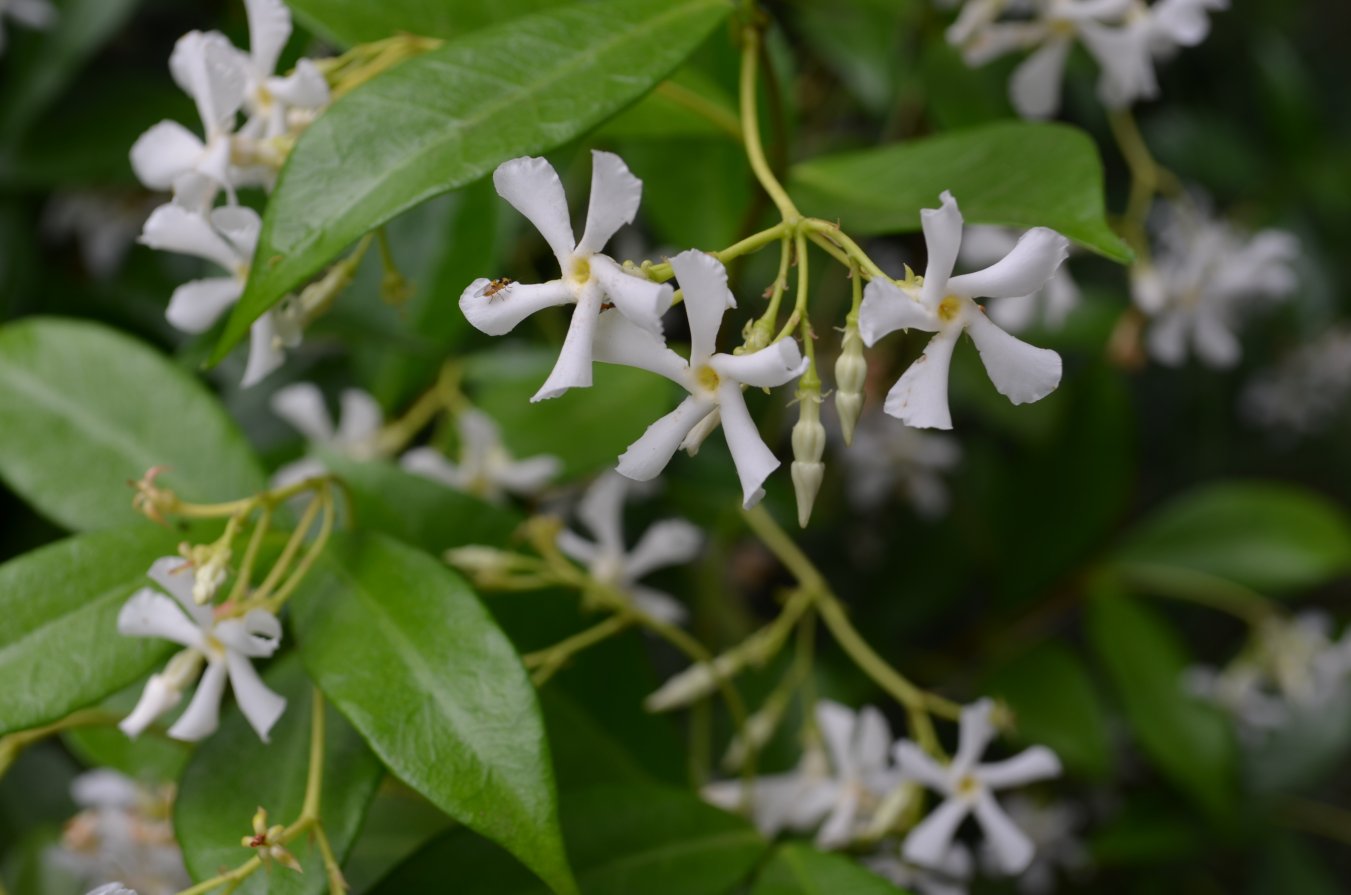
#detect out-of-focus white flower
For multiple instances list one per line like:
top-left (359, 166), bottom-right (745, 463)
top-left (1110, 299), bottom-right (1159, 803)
top-left (958, 226), bottom-right (1080, 333)
top-left (118, 557), bottom-right (286, 743)
top-left (866, 841), bottom-right (973, 895)
top-left (845, 412), bottom-right (963, 518)
top-left (978, 796), bottom-right (1090, 892)
top-left (269, 382), bottom-right (383, 487)
top-left (1134, 200), bottom-right (1299, 368)
top-left (401, 408), bottom-right (562, 503)
top-left (859, 191), bottom-right (1066, 430)
top-left (1241, 328), bottom-right (1351, 436)
top-left (592, 250), bottom-right (807, 507)
top-left (41, 190), bottom-right (157, 279)
top-left (55, 772), bottom-right (188, 895)
top-left (0, 0), bottom-right (56, 56)
top-left (896, 699), bottom-right (1062, 875)
top-left (556, 472), bottom-right (702, 624)
top-left (460, 152), bottom-right (674, 402)
top-left (86, 885), bottom-right (139, 895)
top-left (704, 701), bottom-right (901, 849)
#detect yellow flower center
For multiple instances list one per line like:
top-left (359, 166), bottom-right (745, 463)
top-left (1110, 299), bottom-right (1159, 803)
top-left (937, 295), bottom-right (964, 323)
top-left (571, 256), bottom-right (592, 284)
top-left (957, 773), bottom-right (980, 796)
top-left (694, 364), bottom-right (721, 393)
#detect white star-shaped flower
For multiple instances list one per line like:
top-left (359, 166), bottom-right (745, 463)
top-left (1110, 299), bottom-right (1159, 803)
top-left (117, 557), bottom-right (286, 743)
top-left (958, 225), bottom-right (1080, 333)
top-left (269, 382), bottom-right (384, 488)
top-left (0, 0), bottom-right (56, 55)
top-left (591, 249), bottom-right (806, 507)
top-left (460, 151), bottom-right (674, 402)
top-left (234, 0), bottom-right (329, 142)
top-left (555, 472), bottom-right (702, 625)
top-left (858, 191), bottom-right (1066, 430)
top-left (704, 701), bottom-right (901, 849)
top-left (401, 408), bottom-right (562, 503)
top-left (896, 698), bottom-right (1062, 875)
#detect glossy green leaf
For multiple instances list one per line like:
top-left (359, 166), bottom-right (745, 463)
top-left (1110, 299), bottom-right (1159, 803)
top-left (0, 525), bottom-right (179, 736)
top-left (788, 121), bottom-right (1131, 261)
top-left (287, 0), bottom-right (560, 46)
top-left (1112, 481), bottom-right (1351, 595)
top-left (216, 0), bottom-right (732, 361)
top-left (599, 69), bottom-right (740, 140)
top-left (985, 643), bottom-right (1113, 780)
top-left (1086, 588), bottom-right (1236, 817)
top-left (751, 843), bottom-right (912, 895)
top-left (465, 347), bottom-right (681, 478)
top-left (289, 532), bottom-right (577, 895)
top-left (370, 783), bottom-right (765, 895)
top-left (0, 318), bottom-right (265, 531)
top-left (176, 656), bottom-right (382, 895)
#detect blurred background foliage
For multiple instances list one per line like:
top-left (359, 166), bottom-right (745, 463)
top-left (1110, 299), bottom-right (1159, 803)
top-left (2, 0), bottom-right (1350, 892)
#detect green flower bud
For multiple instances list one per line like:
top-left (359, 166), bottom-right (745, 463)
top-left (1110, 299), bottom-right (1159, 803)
top-left (791, 387), bottom-right (826, 528)
top-left (835, 322), bottom-right (867, 446)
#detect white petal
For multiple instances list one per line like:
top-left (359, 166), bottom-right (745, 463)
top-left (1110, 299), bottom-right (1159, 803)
top-left (496, 456), bottom-right (563, 495)
top-left (717, 383), bottom-right (780, 508)
top-left (710, 339), bottom-right (808, 389)
top-left (617, 396), bottom-right (716, 482)
top-left (626, 519), bottom-right (703, 579)
top-left (883, 329), bottom-right (960, 429)
top-left (171, 30), bottom-right (248, 132)
top-left (400, 447), bottom-right (466, 489)
top-left (140, 204), bottom-right (237, 271)
top-left (271, 456), bottom-right (328, 491)
top-left (493, 156), bottom-right (576, 268)
top-left (903, 797), bottom-right (972, 869)
top-left (1145, 309), bottom-right (1189, 366)
top-left (590, 254), bottom-right (672, 335)
top-left (244, 0), bottom-right (291, 78)
top-left (895, 740), bottom-right (954, 794)
top-left (7, 0), bottom-right (57, 29)
top-left (816, 700), bottom-right (857, 777)
top-left (130, 121), bottom-right (205, 191)
top-left (532, 285), bottom-right (605, 401)
top-left (171, 171), bottom-right (220, 214)
top-left (577, 471), bottom-right (628, 552)
top-left (459, 277), bottom-right (573, 336)
top-left (167, 660), bottom-right (228, 741)
top-left (859, 278), bottom-right (939, 346)
top-left (630, 586), bottom-right (688, 625)
top-left (270, 382), bottom-right (335, 443)
top-left (1149, 0), bottom-right (1216, 48)
top-left (213, 610), bottom-right (283, 658)
top-left (226, 650), bottom-right (287, 741)
top-left (268, 58), bottom-right (329, 108)
top-left (814, 785), bottom-right (860, 849)
top-left (1008, 37), bottom-right (1071, 120)
top-left (145, 556), bottom-right (210, 620)
top-left (71, 769), bottom-right (141, 809)
top-left (948, 228), bottom-right (1069, 299)
top-left (961, 21), bottom-right (1046, 65)
top-left (972, 789), bottom-right (1035, 874)
top-left (920, 191), bottom-right (964, 307)
top-left (965, 311), bottom-right (1062, 405)
top-left (458, 408), bottom-right (503, 468)
top-left (119, 673), bottom-right (182, 738)
top-left (241, 314), bottom-right (288, 388)
top-left (556, 529), bottom-right (599, 566)
top-left (117, 591), bottom-right (205, 650)
top-left (210, 205), bottom-right (262, 257)
top-left (576, 150), bottom-right (643, 257)
top-left (1080, 21), bottom-right (1158, 109)
top-left (854, 706), bottom-right (894, 773)
top-left (166, 277), bottom-right (241, 333)
top-left (592, 308), bottom-right (688, 384)
top-left (671, 249), bottom-right (735, 363)
top-left (1131, 263), bottom-right (1168, 314)
top-left (977, 745), bottom-right (1062, 789)
top-left (336, 389), bottom-right (384, 445)
top-left (1192, 309), bottom-right (1241, 369)
top-left (953, 698), bottom-right (997, 774)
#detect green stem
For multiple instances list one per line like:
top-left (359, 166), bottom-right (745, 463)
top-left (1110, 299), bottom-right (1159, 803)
top-left (739, 26), bottom-right (800, 222)
top-left (525, 614), bottom-right (634, 685)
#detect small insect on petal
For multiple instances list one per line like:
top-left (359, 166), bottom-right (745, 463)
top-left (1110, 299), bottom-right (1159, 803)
top-left (478, 277), bottom-right (515, 302)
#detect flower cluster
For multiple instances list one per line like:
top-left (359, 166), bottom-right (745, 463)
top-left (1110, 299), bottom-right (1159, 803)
top-left (943, 0), bottom-right (1229, 118)
top-left (130, 0), bottom-right (329, 386)
top-left (55, 771), bottom-right (188, 895)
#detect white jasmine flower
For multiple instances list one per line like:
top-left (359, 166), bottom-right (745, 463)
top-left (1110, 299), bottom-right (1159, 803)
top-left (1134, 201), bottom-right (1299, 368)
top-left (866, 841), bottom-right (973, 895)
top-left (555, 472), bottom-right (702, 624)
top-left (460, 152), bottom-right (674, 402)
top-left (896, 698), bottom-right (1062, 875)
top-left (704, 701), bottom-right (901, 849)
top-left (269, 382), bottom-right (383, 488)
top-left (86, 886), bottom-right (138, 895)
top-left (958, 226), bottom-right (1079, 332)
top-left (978, 796), bottom-right (1090, 892)
top-left (592, 250), bottom-right (807, 507)
top-left (401, 408), bottom-right (562, 502)
top-left (130, 30), bottom-right (247, 199)
top-left (118, 557), bottom-right (286, 743)
top-left (57, 772), bottom-right (188, 895)
top-left (858, 191), bottom-right (1066, 430)
top-left (1241, 328), bottom-right (1351, 436)
top-left (0, 0), bottom-right (56, 55)
top-left (845, 412), bottom-right (962, 518)
top-left (235, 0), bottom-right (329, 141)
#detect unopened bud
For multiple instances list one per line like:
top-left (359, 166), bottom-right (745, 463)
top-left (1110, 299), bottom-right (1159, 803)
top-left (790, 387), bottom-right (826, 528)
top-left (645, 653), bottom-right (742, 713)
top-left (834, 319), bottom-right (867, 445)
top-left (722, 695), bottom-right (788, 771)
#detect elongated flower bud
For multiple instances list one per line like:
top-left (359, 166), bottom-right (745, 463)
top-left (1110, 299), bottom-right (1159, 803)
top-left (791, 384), bottom-right (826, 528)
top-left (835, 319), bottom-right (867, 445)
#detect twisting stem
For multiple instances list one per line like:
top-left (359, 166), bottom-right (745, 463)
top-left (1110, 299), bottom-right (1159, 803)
top-left (739, 26), bottom-right (800, 222)
top-left (0, 709), bottom-right (125, 780)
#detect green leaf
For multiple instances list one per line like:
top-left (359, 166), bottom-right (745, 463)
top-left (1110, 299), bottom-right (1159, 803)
top-left (751, 843), bottom-right (911, 895)
top-left (465, 347), bottom-right (681, 478)
top-left (788, 121), bottom-right (1131, 261)
top-left (175, 656), bottom-right (383, 895)
top-left (0, 525), bottom-right (179, 736)
top-left (371, 783), bottom-right (765, 895)
top-left (287, 0), bottom-right (561, 46)
top-left (216, 0), bottom-right (733, 362)
top-left (1111, 481), bottom-right (1351, 595)
top-left (0, 318), bottom-right (265, 531)
top-left (599, 69), bottom-right (740, 140)
top-left (985, 643), bottom-right (1113, 780)
top-left (289, 531), bottom-right (577, 895)
top-left (1086, 588), bottom-right (1236, 818)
